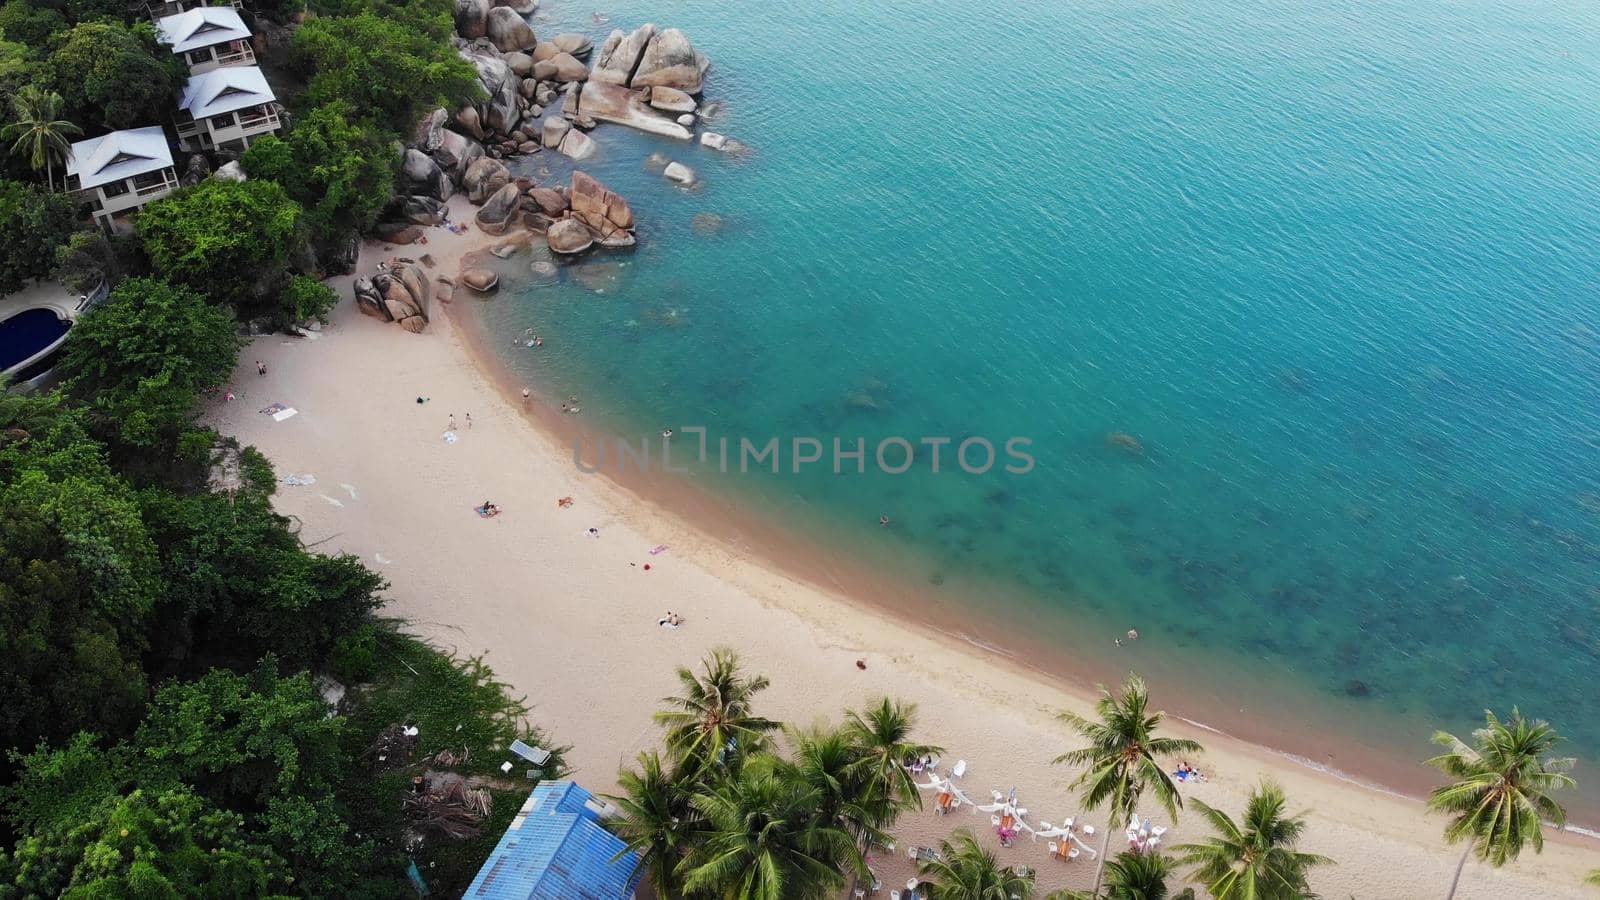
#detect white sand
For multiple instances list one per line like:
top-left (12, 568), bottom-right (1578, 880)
top-left (209, 211), bottom-right (1599, 897)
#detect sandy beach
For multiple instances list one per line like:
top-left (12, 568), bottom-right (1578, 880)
top-left (207, 204), bottom-right (1598, 898)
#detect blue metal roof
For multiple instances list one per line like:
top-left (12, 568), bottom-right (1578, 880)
top-left (464, 781), bottom-right (643, 900)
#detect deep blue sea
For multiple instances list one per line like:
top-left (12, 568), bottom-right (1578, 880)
top-left (469, 0), bottom-right (1600, 800)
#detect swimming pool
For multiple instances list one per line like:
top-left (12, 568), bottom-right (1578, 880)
top-left (0, 308), bottom-right (71, 374)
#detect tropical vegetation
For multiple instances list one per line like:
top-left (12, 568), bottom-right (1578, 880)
top-left (1173, 782), bottom-right (1330, 900)
top-left (1055, 672), bottom-right (1203, 897)
top-left (1426, 709), bottom-right (1575, 900)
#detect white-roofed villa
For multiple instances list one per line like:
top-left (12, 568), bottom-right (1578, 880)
top-left (175, 65), bottom-right (281, 153)
top-left (63, 125), bottom-right (179, 228)
top-left (137, 0), bottom-right (241, 23)
top-left (157, 6), bottom-right (255, 74)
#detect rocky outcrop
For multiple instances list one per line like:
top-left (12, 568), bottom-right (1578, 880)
top-left (486, 6), bottom-right (535, 52)
top-left (461, 268), bottom-right (499, 292)
top-left (648, 85), bottom-right (696, 113)
top-left (475, 182), bottom-right (522, 234)
top-left (574, 81), bottom-right (690, 139)
top-left (390, 194), bottom-right (446, 225)
top-left (355, 260), bottom-right (431, 333)
top-left (456, 104), bottom-right (484, 140)
top-left (533, 51), bottom-right (587, 82)
top-left (454, 0), bottom-right (489, 39)
top-left (557, 128), bottom-right (597, 160)
top-left (374, 222), bottom-right (424, 244)
top-left (528, 186), bottom-right (568, 217)
top-left (180, 153), bottom-right (210, 187)
top-left (662, 161), bottom-right (696, 185)
top-left (214, 160), bottom-right (246, 182)
top-left (541, 117), bottom-right (570, 150)
top-left (546, 217), bottom-right (592, 254)
top-left (568, 171), bottom-right (634, 247)
top-left (551, 32), bottom-right (592, 56)
top-left (631, 28), bottom-right (709, 93)
top-left (504, 51), bottom-right (534, 77)
top-left (592, 23), bottom-right (654, 86)
top-left (402, 149), bottom-right (451, 200)
top-left (463, 157), bottom-right (511, 203)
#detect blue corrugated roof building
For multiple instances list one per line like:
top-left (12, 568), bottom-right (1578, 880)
top-left (463, 780), bottom-right (643, 899)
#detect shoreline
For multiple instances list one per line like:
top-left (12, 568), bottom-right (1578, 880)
top-left (448, 253), bottom-right (1593, 822)
top-left (209, 210), bottom-right (1600, 897)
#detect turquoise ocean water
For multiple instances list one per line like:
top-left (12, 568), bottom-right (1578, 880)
top-left (469, 0), bottom-right (1600, 804)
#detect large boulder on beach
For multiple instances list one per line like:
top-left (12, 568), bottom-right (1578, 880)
top-left (557, 128), bottom-right (597, 160)
top-left (463, 156), bottom-right (511, 203)
top-left (568, 171), bottom-right (634, 246)
top-left (456, 104), bottom-right (484, 139)
top-left (483, 79), bottom-right (522, 134)
top-left (591, 23), bottom-right (654, 85)
top-left (546, 217), bottom-right (593, 254)
top-left (392, 194), bottom-right (446, 225)
top-left (402, 149), bottom-right (451, 200)
top-left (503, 50), bottom-right (535, 77)
top-left (541, 116), bottom-right (570, 149)
top-left (528, 186), bottom-right (568, 217)
top-left (356, 262), bottom-right (431, 332)
top-left (631, 28), bottom-right (709, 94)
top-left (551, 32), bottom-right (591, 56)
top-left (574, 80), bottom-right (691, 139)
top-left (539, 51), bottom-right (587, 82)
top-left (475, 182), bottom-right (522, 234)
top-left (486, 6), bottom-right (535, 52)
top-left (454, 0), bottom-right (489, 39)
top-left (432, 127), bottom-right (473, 172)
top-left (461, 268), bottom-right (499, 291)
top-left (648, 85), bottom-right (696, 113)
top-left (374, 222), bottom-right (423, 244)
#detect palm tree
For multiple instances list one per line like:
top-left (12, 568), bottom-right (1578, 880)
top-left (1051, 850), bottom-right (1195, 900)
top-left (1055, 672), bottom-right (1203, 896)
top-left (1173, 781), bottom-right (1331, 900)
top-left (1425, 709), bottom-right (1575, 900)
top-left (655, 647), bottom-right (780, 772)
top-left (1, 86), bottom-right (79, 190)
top-left (605, 751), bottom-right (703, 900)
top-left (844, 697), bottom-right (943, 814)
top-left (679, 755), bottom-right (863, 900)
top-left (917, 828), bottom-right (1035, 900)
top-left (786, 723), bottom-right (891, 848)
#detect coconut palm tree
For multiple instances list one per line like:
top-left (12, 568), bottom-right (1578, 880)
top-left (1173, 781), bottom-right (1331, 900)
top-left (785, 723), bottom-right (892, 848)
top-left (844, 697), bottom-right (942, 814)
top-left (1055, 672), bottom-right (1203, 896)
top-left (917, 828), bottom-right (1036, 900)
top-left (1425, 709), bottom-right (1575, 900)
top-left (655, 647), bottom-right (780, 772)
top-left (679, 755), bottom-right (863, 900)
top-left (1051, 850), bottom-right (1195, 900)
top-left (1, 86), bottom-right (79, 190)
top-left (605, 750), bottom-right (703, 900)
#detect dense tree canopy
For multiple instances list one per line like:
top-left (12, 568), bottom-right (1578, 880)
top-left (242, 102), bottom-right (397, 249)
top-left (0, 179), bottom-right (73, 293)
top-left (47, 22), bottom-right (182, 132)
top-left (59, 278), bottom-right (239, 448)
top-left (135, 180), bottom-right (304, 316)
top-left (292, 9), bottom-right (478, 137)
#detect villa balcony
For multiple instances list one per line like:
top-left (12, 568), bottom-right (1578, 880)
top-left (212, 45), bottom-right (255, 67)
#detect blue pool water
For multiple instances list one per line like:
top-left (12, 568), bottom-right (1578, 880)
top-left (470, 0), bottom-right (1600, 799)
top-left (0, 308), bottom-right (69, 372)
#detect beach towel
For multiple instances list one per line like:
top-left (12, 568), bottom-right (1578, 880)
top-left (649, 544), bottom-right (669, 555)
top-left (272, 407), bottom-right (298, 422)
top-left (283, 473), bottom-right (316, 486)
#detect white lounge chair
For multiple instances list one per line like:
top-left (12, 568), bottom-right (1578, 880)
top-left (509, 739), bottom-right (551, 766)
top-left (952, 759), bottom-right (967, 778)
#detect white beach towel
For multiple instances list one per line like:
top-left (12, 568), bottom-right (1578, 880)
top-left (272, 407), bottom-right (298, 422)
top-left (283, 473), bottom-right (316, 486)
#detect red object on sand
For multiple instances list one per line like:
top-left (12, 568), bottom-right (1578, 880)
top-left (643, 564), bottom-right (652, 571)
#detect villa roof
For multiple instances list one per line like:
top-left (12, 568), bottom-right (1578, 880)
top-left (157, 7), bottom-right (251, 53)
top-left (179, 65), bottom-right (276, 119)
top-left (65, 126), bottom-right (174, 190)
top-left (463, 781), bottom-right (642, 899)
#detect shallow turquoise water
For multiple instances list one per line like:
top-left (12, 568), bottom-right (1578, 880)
top-left (474, 0), bottom-right (1600, 793)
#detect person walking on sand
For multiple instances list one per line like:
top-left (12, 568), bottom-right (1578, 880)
top-left (448, 414), bottom-right (456, 431)
top-left (521, 388), bottom-right (531, 405)
top-left (466, 413), bottom-right (473, 429)
top-left (256, 360), bottom-right (267, 376)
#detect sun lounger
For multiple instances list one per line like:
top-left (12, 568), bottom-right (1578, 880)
top-left (951, 759), bottom-right (967, 778)
top-left (509, 739), bottom-right (551, 765)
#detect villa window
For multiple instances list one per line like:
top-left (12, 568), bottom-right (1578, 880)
top-left (101, 179), bottom-right (130, 198)
top-left (186, 48), bottom-right (213, 66)
top-left (209, 111), bottom-right (237, 129)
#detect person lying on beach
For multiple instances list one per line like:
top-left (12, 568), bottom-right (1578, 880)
top-left (657, 612), bottom-right (683, 628)
top-left (478, 501), bottom-right (501, 517)
top-left (557, 496), bottom-right (574, 508)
